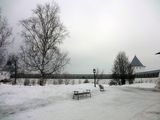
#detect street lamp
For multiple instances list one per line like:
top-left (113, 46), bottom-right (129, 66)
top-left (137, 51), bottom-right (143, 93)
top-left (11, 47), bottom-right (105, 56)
top-left (93, 68), bottom-right (96, 87)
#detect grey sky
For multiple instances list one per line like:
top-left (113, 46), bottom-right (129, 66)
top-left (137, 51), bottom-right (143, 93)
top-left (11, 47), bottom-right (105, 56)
top-left (0, 0), bottom-right (160, 74)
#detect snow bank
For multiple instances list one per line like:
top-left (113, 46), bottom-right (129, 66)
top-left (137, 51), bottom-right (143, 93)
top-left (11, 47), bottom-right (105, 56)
top-left (0, 83), bottom-right (159, 120)
top-left (0, 83), bottom-right (156, 106)
top-left (0, 84), bottom-right (99, 106)
top-left (155, 78), bottom-right (160, 89)
top-left (123, 83), bottom-right (156, 88)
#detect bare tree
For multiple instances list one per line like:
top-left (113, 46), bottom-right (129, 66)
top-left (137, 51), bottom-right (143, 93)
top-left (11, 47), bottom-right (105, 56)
top-left (0, 10), bottom-right (12, 68)
top-left (112, 52), bottom-right (134, 85)
top-left (96, 68), bottom-right (104, 84)
top-left (0, 10), bottom-right (12, 48)
top-left (20, 2), bottom-right (69, 85)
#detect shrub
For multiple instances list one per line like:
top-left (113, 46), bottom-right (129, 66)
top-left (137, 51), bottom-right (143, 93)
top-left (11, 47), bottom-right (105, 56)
top-left (31, 80), bottom-right (36, 86)
top-left (78, 79), bottom-right (82, 84)
top-left (57, 79), bottom-right (63, 84)
top-left (109, 80), bottom-right (117, 86)
top-left (64, 79), bottom-right (70, 85)
top-left (84, 79), bottom-right (89, 83)
top-left (71, 80), bottom-right (75, 85)
top-left (24, 78), bottom-right (30, 86)
top-left (37, 79), bottom-right (46, 86)
top-left (53, 79), bottom-right (57, 85)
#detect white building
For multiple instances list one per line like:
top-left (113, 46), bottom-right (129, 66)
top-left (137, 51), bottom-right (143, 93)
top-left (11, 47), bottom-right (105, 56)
top-left (156, 72), bottom-right (160, 88)
top-left (131, 55), bottom-right (145, 73)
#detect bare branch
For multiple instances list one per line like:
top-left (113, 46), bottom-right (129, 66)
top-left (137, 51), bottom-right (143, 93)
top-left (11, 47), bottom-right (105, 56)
top-left (0, 10), bottom-right (12, 68)
top-left (0, 11), bottom-right (12, 48)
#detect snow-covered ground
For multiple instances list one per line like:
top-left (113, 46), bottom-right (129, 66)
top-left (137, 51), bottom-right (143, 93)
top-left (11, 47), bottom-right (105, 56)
top-left (124, 83), bottom-right (156, 88)
top-left (0, 83), bottom-right (160, 120)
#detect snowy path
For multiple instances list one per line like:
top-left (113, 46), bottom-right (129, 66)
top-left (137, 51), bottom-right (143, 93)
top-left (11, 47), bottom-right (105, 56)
top-left (0, 84), bottom-right (160, 120)
top-left (0, 96), bottom-right (66, 118)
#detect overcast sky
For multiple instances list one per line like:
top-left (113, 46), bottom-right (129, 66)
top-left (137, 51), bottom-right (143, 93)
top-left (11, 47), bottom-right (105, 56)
top-left (0, 0), bottom-right (160, 74)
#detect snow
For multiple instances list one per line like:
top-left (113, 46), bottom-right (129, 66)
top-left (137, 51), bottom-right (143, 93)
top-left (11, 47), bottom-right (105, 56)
top-left (0, 83), bottom-right (160, 120)
top-left (124, 83), bottom-right (156, 88)
top-left (0, 71), bottom-right (10, 81)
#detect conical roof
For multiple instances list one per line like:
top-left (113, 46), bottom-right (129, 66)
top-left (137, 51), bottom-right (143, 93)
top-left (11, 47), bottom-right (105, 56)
top-left (131, 56), bottom-right (145, 67)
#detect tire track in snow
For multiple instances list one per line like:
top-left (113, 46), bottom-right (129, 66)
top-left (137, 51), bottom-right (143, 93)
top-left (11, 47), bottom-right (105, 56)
top-left (0, 96), bottom-right (69, 118)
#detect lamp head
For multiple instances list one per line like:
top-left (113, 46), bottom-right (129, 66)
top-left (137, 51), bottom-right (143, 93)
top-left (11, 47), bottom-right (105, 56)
top-left (93, 68), bottom-right (96, 73)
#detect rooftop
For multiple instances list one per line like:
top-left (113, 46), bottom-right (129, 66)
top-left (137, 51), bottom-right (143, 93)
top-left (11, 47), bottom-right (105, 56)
top-left (131, 55), bottom-right (145, 67)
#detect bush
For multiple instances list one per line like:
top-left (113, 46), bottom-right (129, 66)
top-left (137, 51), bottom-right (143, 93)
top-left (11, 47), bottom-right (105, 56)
top-left (128, 79), bottom-right (134, 84)
top-left (71, 80), bottom-right (75, 85)
top-left (109, 80), bottom-right (117, 86)
top-left (84, 79), bottom-right (89, 83)
top-left (57, 79), bottom-right (63, 84)
top-left (37, 79), bottom-right (46, 86)
top-left (53, 79), bottom-right (57, 85)
top-left (64, 79), bottom-right (70, 85)
top-left (0, 79), bottom-right (12, 84)
top-left (31, 80), bottom-right (36, 86)
top-left (78, 79), bottom-right (82, 84)
top-left (156, 78), bottom-right (160, 89)
top-left (24, 78), bottom-right (30, 86)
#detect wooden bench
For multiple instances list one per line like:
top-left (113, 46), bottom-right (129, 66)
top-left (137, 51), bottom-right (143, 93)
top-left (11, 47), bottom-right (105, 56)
top-left (73, 89), bottom-right (91, 100)
top-left (99, 84), bottom-right (105, 92)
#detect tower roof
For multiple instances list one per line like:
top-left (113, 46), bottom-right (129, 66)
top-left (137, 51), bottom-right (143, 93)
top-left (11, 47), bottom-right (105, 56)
top-left (131, 56), bottom-right (145, 67)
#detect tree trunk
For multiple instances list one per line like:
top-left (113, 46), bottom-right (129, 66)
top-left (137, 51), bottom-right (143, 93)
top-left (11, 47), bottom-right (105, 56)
top-left (121, 79), bottom-right (125, 85)
top-left (39, 73), bottom-right (46, 86)
top-left (14, 60), bottom-right (17, 84)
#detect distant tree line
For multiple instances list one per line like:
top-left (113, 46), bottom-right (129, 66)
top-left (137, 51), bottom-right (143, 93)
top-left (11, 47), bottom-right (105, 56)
top-left (11, 73), bottom-right (113, 79)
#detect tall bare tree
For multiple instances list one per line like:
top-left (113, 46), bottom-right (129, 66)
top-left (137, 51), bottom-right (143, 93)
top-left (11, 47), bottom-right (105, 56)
top-left (112, 52), bottom-right (134, 85)
top-left (0, 10), bottom-right (12, 48)
top-left (20, 2), bottom-right (69, 85)
top-left (0, 10), bottom-right (12, 68)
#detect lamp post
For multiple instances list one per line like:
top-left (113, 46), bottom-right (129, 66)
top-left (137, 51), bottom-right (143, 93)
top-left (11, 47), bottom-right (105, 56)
top-left (93, 68), bottom-right (96, 87)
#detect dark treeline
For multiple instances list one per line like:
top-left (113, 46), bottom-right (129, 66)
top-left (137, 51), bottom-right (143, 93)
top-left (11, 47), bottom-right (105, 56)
top-left (11, 73), bottom-right (113, 79)
top-left (11, 71), bottom-right (159, 79)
